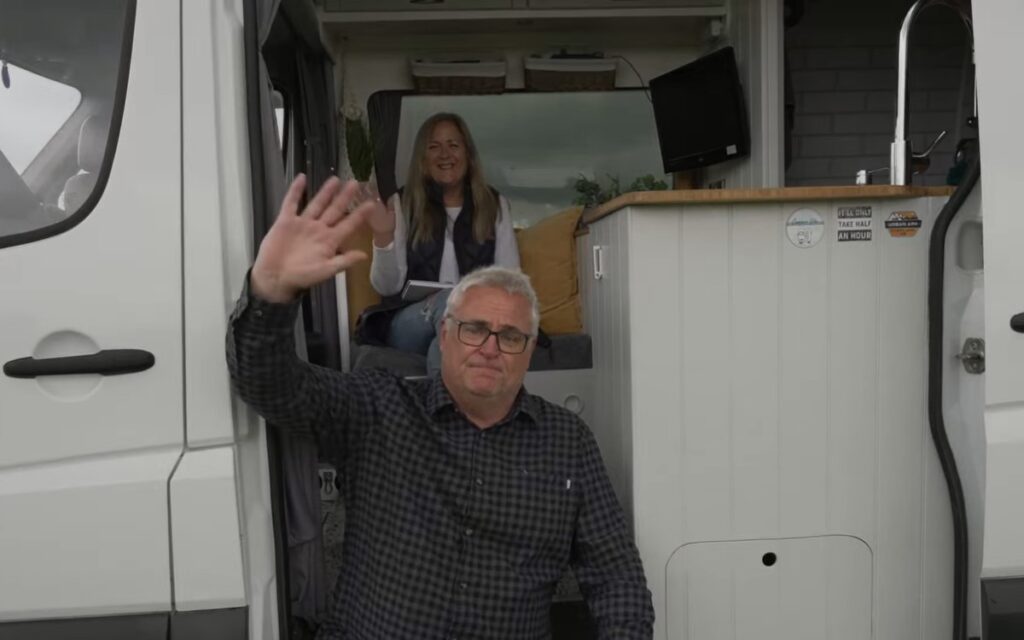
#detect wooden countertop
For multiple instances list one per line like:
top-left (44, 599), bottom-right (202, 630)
top-left (583, 185), bottom-right (955, 225)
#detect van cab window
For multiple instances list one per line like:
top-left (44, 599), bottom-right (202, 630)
top-left (1, 64), bottom-right (81, 174)
top-left (0, 0), bottom-right (132, 244)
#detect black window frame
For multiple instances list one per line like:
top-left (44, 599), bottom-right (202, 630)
top-left (0, 0), bottom-right (137, 250)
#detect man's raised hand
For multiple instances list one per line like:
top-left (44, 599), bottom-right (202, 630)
top-left (251, 174), bottom-right (382, 303)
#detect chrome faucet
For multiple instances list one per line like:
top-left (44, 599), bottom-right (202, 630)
top-left (890, 0), bottom-right (973, 185)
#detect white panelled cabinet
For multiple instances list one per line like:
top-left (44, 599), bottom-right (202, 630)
top-left (580, 192), bottom-right (957, 640)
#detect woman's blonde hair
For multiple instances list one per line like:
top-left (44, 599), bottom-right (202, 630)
top-left (404, 113), bottom-right (498, 247)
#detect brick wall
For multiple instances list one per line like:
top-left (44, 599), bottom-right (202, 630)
top-left (785, 0), bottom-right (973, 186)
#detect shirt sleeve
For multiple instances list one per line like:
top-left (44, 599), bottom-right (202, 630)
top-left (493, 195), bottom-right (521, 270)
top-left (225, 273), bottom-right (380, 459)
top-left (369, 193), bottom-right (407, 296)
top-left (571, 423), bottom-right (655, 638)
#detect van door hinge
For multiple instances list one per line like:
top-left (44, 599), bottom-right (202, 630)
top-left (956, 337), bottom-right (985, 374)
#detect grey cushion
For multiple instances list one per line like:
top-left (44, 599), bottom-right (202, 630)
top-left (351, 344), bottom-right (428, 377)
top-left (350, 334), bottom-right (593, 376)
top-left (529, 334), bottom-right (592, 371)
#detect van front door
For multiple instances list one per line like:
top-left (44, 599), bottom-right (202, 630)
top-left (0, 0), bottom-right (183, 633)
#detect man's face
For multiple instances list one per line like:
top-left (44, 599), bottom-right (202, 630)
top-left (440, 286), bottom-right (535, 402)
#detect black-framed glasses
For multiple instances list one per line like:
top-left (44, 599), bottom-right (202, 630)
top-left (447, 317), bottom-right (533, 354)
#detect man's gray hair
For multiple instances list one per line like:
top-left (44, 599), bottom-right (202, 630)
top-left (444, 266), bottom-right (540, 335)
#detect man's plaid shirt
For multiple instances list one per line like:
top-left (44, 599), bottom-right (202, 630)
top-left (227, 284), bottom-right (654, 639)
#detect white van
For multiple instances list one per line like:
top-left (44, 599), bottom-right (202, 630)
top-left (1, 0), bottom-right (1023, 639)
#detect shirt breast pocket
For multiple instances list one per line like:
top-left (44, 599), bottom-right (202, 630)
top-left (500, 465), bottom-right (576, 568)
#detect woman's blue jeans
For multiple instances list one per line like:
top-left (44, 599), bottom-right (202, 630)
top-left (385, 288), bottom-right (452, 372)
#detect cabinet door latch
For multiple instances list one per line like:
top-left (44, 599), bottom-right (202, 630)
top-left (593, 245), bottom-right (605, 280)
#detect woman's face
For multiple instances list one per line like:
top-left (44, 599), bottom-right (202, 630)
top-left (425, 120), bottom-right (468, 189)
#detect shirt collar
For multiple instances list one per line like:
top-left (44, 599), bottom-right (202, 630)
top-left (426, 373), bottom-right (540, 427)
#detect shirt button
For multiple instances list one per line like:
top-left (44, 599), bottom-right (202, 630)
top-left (474, 477), bottom-right (484, 486)
top-left (464, 528), bottom-right (474, 537)
top-left (459, 582), bottom-right (468, 590)
top-left (254, 309), bottom-right (264, 318)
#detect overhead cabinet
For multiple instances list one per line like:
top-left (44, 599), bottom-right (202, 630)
top-left (324, 0), bottom-right (513, 11)
top-left (323, 0), bottom-right (725, 13)
top-left (525, 0), bottom-right (725, 8)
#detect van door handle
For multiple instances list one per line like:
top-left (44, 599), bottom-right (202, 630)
top-left (1012, 313), bottom-right (1024, 334)
top-left (3, 349), bottom-right (155, 378)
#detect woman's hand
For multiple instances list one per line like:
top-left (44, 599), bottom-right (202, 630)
top-left (250, 175), bottom-right (372, 303)
top-left (365, 186), bottom-right (397, 247)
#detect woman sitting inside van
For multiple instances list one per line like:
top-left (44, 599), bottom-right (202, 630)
top-left (358, 112), bottom-right (519, 370)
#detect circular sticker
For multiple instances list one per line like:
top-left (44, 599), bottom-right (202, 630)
top-left (786, 208), bottom-right (825, 248)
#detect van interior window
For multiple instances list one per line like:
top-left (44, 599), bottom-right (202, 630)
top-left (371, 90), bottom-right (668, 226)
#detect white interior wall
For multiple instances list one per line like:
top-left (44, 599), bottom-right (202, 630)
top-left (704, 0), bottom-right (784, 189)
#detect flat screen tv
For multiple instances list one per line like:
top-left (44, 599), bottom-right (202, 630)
top-left (649, 46), bottom-right (750, 173)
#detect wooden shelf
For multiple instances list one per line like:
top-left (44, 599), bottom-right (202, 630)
top-left (584, 185), bottom-right (956, 224)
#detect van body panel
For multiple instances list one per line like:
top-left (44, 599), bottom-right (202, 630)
top-left (170, 446), bottom-right (246, 611)
top-left (0, 448), bottom-right (179, 621)
top-left (183, 0), bottom-right (254, 449)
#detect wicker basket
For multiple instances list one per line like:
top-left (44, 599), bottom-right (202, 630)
top-left (412, 75), bottom-right (506, 95)
top-left (410, 55), bottom-right (506, 95)
top-left (525, 56), bottom-right (617, 92)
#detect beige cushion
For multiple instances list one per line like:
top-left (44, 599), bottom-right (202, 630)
top-left (343, 221), bottom-right (380, 335)
top-left (515, 207), bottom-right (584, 335)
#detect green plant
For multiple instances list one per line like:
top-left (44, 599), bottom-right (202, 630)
top-left (572, 175), bottom-right (604, 208)
top-left (344, 108), bottom-right (374, 182)
top-left (628, 174), bottom-right (669, 192)
top-left (572, 173), bottom-right (668, 208)
top-left (572, 174), bottom-right (622, 208)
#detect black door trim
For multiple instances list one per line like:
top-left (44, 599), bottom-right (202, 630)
top-left (0, 607), bottom-right (247, 640)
